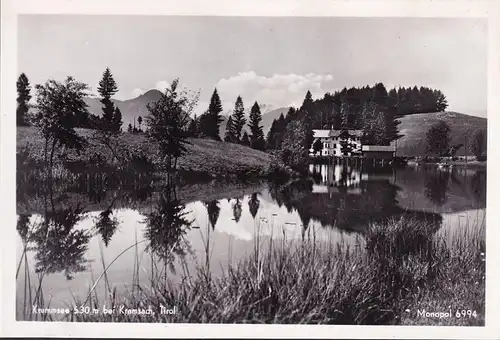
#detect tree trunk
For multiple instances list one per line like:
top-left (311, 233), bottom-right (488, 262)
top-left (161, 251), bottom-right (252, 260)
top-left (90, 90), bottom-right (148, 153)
top-left (49, 139), bottom-right (57, 174)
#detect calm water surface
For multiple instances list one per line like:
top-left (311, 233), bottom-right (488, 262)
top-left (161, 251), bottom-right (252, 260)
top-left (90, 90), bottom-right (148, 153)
top-left (16, 163), bottom-right (486, 313)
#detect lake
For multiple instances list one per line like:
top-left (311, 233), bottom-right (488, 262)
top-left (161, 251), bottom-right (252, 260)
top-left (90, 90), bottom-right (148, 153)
top-left (15, 163), bottom-right (486, 318)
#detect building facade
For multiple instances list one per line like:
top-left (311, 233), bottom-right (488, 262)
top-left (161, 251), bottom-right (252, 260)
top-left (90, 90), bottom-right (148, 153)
top-left (310, 129), bottom-right (363, 157)
top-left (310, 129), bottom-right (396, 158)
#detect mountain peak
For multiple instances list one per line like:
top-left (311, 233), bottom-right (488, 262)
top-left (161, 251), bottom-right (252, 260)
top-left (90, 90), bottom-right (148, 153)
top-left (135, 89), bottom-right (162, 101)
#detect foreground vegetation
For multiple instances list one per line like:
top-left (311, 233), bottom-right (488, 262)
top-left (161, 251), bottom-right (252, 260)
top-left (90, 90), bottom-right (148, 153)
top-left (17, 126), bottom-right (271, 179)
top-left (19, 215), bottom-right (485, 325)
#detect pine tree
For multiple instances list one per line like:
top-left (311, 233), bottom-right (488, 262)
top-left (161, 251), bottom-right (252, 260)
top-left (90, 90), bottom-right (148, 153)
top-left (361, 101), bottom-right (376, 144)
top-left (371, 82), bottom-right (388, 109)
top-left (248, 101), bottom-right (265, 150)
top-left (340, 100), bottom-right (350, 129)
top-left (241, 131), bottom-right (251, 146)
top-left (224, 116), bottom-right (236, 142)
top-left (232, 96), bottom-right (246, 142)
top-left (16, 73), bottom-right (32, 126)
top-left (372, 112), bottom-right (387, 145)
top-left (97, 67), bottom-right (119, 132)
top-left (300, 90), bottom-right (315, 151)
top-left (112, 107), bottom-right (123, 133)
top-left (137, 116), bottom-right (143, 132)
top-left (201, 88), bottom-right (224, 140)
top-left (187, 114), bottom-right (199, 137)
top-left (301, 90), bottom-right (314, 112)
top-left (127, 123), bottom-right (133, 133)
top-left (266, 120), bottom-right (278, 150)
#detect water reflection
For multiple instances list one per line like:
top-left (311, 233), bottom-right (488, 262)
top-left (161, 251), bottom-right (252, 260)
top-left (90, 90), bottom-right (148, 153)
top-left (231, 198), bottom-right (243, 223)
top-left (16, 162), bottom-right (486, 310)
top-left (204, 200), bottom-right (221, 230)
top-left (16, 173), bottom-right (93, 280)
top-left (424, 170), bottom-right (450, 207)
top-left (248, 193), bottom-right (261, 220)
top-left (31, 204), bottom-right (91, 280)
top-left (144, 184), bottom-right (193, 264)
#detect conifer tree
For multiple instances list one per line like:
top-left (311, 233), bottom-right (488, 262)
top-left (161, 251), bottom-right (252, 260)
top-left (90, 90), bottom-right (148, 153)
top-left (17, 73), bottom-right (32, 126)
top-left (340, 100), bottom-right (350, 129)
top-left (137, 116), bottom-right (143, 132)
top-left (300, 90), bottom-right (315, 150)
top-left (224, 115), bottom-right (236, 142)
top-left (248, 101), bottom-right (265, 150)
top-left (112, 107), bottom-right (123, 133)
top-left (241, 131), bottom-right (251, 146)
top-left (97, 67), bottom-right (119, 132)
top-left (266, 120), bottom-right (279, 150)
top-left (187, 114), bottom-right (199, 137)
top-left (201, 88), bottom-right (224, 140)
top-left (232, 96), bottom-right (246, 142)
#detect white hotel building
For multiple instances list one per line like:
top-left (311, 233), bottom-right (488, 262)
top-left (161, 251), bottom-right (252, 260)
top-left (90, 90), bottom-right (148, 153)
top-left (309, 129), bottom-right (396, 159)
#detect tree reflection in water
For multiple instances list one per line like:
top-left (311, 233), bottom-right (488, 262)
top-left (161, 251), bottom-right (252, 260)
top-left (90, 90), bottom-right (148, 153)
top-left (94, 208), bottom-right (119, 247)
top-left (30, 204), bottom-right (91, 280)
top-left (17, 214), bottom-right (31, 244)
top-left (424, 170), bottom-right (451, 207)
top-left (248, 193), bottom-right (260, 220)
top-left (204, 200), bottom-right (221, 230)
top-left (232, 198), bottom-right (243, 223)
top-left (144, 184), bottom-right (193, 266)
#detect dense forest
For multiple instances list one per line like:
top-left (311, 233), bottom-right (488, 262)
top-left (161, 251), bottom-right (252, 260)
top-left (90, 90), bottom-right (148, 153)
top-left (266, 83), bottom-right (448, 150)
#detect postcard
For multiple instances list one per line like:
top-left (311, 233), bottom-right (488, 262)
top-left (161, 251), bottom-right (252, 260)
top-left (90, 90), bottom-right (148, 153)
top-left (1, 0), bottom-right (499, 338)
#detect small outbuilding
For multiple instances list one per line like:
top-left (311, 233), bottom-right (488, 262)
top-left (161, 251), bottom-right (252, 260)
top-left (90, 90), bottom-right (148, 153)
top-left (361, 145), bottom-right (396, 160)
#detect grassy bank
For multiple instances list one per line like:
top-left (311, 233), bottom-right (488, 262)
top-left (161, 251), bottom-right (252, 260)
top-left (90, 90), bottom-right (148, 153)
top-left (17, 126), bottom-right (271, 178)
top-left (19, 216), bottom-right (485, 325)
top-left (396, 111), bottom-right (487, 157)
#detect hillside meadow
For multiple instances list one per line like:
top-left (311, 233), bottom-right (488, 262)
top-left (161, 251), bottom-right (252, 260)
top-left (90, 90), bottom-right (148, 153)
top-left (396, 112), bottom-right (487, 157)
top-left (17, 126), bottom-right (271, 178)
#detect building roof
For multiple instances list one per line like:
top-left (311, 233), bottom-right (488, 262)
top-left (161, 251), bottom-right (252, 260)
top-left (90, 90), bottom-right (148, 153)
top-left (362, 145), bottom-right (396, 152)
top-left (312, 129), bottom-right (331, 138)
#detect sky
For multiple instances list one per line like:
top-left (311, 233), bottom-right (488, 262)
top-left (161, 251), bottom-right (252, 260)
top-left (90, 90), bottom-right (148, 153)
top-left (18, 15), bottom-right (487, 117)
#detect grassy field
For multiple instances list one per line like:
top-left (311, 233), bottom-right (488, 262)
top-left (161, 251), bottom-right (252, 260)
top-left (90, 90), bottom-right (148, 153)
top-left (396, 111), bottom-right (487, 157)
top-left (18, 215), bottom-right (485, 325)
top-left (17, 126), bottom-right (271, 178)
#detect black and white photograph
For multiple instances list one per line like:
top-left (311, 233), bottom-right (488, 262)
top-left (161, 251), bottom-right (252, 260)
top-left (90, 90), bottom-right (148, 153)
top-left (1, 0), bottom-right (499, 338)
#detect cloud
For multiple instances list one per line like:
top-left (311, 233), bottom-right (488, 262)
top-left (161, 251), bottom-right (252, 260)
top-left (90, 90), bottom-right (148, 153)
top-left (215, 71), bottom-right (335, 108)
top-left (155, 80), bottom-right (169, 92)
top-left (131, 88), bottom-right (145, 97)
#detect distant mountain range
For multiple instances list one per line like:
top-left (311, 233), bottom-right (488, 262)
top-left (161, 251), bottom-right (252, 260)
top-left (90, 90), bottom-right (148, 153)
top-left (84, 89), bottom-right (289, 134)
top-left (84, 89), bottom-right (162, 128)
